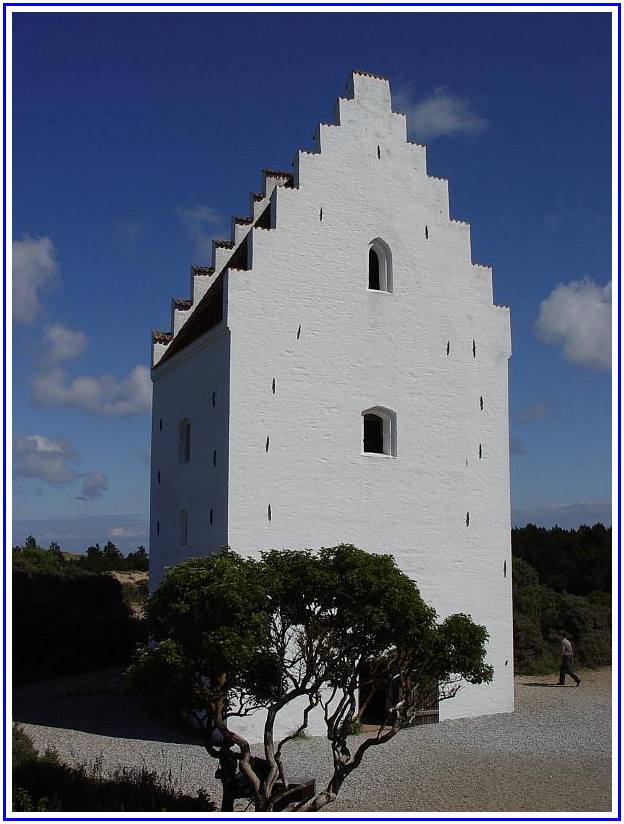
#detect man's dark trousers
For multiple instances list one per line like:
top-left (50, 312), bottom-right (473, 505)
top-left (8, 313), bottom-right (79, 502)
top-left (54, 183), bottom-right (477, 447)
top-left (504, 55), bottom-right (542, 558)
top-left (559, 655), bottom-right (580, 685)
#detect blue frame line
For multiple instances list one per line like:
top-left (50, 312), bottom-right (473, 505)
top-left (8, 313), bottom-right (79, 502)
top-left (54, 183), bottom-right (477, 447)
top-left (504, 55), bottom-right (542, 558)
top-left (3, 1), bottom-right (7, 822)
top-left (4, 0), bottom-right (621, 5)
top-left (2, 2), bottom-right (621, 822)
top-left (617, 1), bottom-right (622, 822)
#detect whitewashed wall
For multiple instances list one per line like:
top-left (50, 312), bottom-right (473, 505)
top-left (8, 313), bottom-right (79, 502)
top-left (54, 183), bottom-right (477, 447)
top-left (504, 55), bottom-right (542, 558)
top-left (151, 71), bottom-right (513, 743)
top-left (149, 324), bottom-right (231, 589)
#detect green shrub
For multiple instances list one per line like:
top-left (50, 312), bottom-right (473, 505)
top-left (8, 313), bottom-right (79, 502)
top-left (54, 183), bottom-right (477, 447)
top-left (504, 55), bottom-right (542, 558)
top-left (12, 725), bottom-right (215, 812)
top-left (12, 723), bottom-right (38, 768)
top-left (13, 560), bottom-right (146, 683)
top-left (513, 557), bottom-right (611, 674)
top-left (121, 579), bottom-right (149, 607)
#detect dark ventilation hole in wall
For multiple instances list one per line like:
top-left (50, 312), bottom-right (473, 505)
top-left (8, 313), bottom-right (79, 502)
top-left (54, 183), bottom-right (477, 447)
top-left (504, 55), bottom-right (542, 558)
top-left (377, 145), bottom-right (381, 159)
top-left (213, 449), bottom-right (217, 467)
top-left (209, 508), bottom-right (213, 526)
top-left (297, 324), bottom-right (301, 340)
top-left (466, 511), bottom-right (470, 527)
top-left (267, 504), bottom-right (272, 522)
top-left (363, 414), bottom-right (384, 454)
top-left (479, 444), bottom-right (482, 460)
top-left (446, 341), bottom-right (450, 356)
top-left (319, 207), bottom-right (323, 222)
top-left (480, 396), bottom-right (484, 411)
top-left (465, 458), bottom-right (468, 467)
top-left (504, 560), bottom-right (507, 578)
top-left (265, 436), bottom-right (270, 453)
top-left (505, 660), bottom-right (509, 667)
top-left (272, 377), bottom-right (276, 395)
top-left (368, 248), bottom-right (381, 290)
top-left (472, 339), bottom-right (476, 358)
top-left (180, 420), bottom-right (191, 463)
top-left (212, 392), bottom-right (216, 408)
top-left (159, 418), bottom-right (163, 431)
top-left (425, 225), bottom-right (429, 240)
top-left (157, 470), bottom-right (161, 484)
top-left (156, 521), bottom-right (160, 536)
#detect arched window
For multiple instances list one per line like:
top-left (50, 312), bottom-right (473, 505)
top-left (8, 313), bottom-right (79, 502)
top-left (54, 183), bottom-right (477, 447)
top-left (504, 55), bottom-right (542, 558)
top-left (179, 419), bottom-right (191, 463)
top-left (368, 239), bottom-right (393, 293)
top-left (180, 510), bottom-right (188, 546)
top-left (361, 407), bottom-right (397, 456)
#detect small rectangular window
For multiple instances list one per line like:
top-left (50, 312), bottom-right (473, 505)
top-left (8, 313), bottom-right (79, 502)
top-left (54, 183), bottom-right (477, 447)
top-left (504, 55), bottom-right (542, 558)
top-left (363, 414), bottom-right (384, 453)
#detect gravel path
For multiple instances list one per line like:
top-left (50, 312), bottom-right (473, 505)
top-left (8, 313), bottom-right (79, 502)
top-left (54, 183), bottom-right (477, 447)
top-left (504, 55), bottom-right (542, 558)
top-left (15, 668), bottom-right (612, 813)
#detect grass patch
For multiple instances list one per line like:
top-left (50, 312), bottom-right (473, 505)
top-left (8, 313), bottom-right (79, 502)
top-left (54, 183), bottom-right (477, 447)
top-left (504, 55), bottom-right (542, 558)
top-left (12, 724), bottom-right (215, 812)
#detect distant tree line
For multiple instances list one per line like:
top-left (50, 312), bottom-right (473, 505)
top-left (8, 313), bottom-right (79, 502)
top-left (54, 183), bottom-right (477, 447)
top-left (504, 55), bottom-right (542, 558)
top-left (12, 525), bottom-right (611, 682)
top-left (511, 524), bottom-right (611, 674)
top-left (13, 536), bottom-right (149, 572)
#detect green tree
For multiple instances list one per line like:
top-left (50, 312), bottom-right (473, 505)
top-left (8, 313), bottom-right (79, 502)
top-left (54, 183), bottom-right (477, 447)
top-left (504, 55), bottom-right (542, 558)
top-left (82, 543), bottom-right (104, 572)
top-left (102, 541), bottom-right (124, 569)
top-left (12, 540), bottom-right (66, 573)
top-left (512, 523), bottom-right (611, 595)
top-left (127, 545), bottom-right (492, 812)
top-left (512, 557), bottom-right (611, 674)
top-left (125, 546), bottom-right (149, 571)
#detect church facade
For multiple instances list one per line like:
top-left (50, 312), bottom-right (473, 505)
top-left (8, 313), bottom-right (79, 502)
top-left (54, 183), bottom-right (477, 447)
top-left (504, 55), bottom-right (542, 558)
top-left (149, 71), bottom-right (514, 735)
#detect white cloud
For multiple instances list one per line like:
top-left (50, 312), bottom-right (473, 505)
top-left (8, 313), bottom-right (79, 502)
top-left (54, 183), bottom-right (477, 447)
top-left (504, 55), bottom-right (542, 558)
top-left (113, 219), bottom-right (145, 242)
top-left (535, 278), bottom-right (612, 370)
top-left (13, 435), bottom-right (109, 502)
top-left (516, 400), bottom-right (553, 423)
top-left (395, 87), bottom-right (487, 141)
top-left (77, 471), bottom-right (108, 501)
top-left (43, 323), bottom-right (88, 364)
top-left (176, 204), bottom-right (220, 259)
top-left (12, 236), bottom-right (59, 323)
top-left (13, 434), bottom-right (79, 484)
top-left (109, 525), bottom-right (145, 539)
top-left (512, 500), bottom-right (611, 529)
top-left (32, 364), bottom-right (151, 417)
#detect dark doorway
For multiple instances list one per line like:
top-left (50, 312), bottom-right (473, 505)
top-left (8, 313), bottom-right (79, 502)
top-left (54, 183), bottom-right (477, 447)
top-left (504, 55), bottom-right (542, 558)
top-left (359, 674), bottom-right (439, 727)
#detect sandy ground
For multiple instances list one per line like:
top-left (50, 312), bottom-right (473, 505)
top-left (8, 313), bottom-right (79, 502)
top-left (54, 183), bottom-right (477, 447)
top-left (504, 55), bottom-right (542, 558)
top-left (14, 667), bottom-right (613, 813)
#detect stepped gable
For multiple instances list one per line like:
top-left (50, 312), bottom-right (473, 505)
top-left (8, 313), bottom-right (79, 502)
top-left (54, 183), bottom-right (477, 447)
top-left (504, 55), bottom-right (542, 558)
top-left (352, 69), bottom-right (389, 81)
top-left (154, 168), bottom-right (297, 367)
top-left (160, 273), bottom-right (225, 363)
top-left (152, 330), bottom-right (173, 344)
top-left (255, 202), bottom-right (272, 231)
top-left (191, 265), bottom-right (214, 276)
top-left (153, 69), bottom-right (474, 369)
top-left (262, 169), bottom-right (294, 189)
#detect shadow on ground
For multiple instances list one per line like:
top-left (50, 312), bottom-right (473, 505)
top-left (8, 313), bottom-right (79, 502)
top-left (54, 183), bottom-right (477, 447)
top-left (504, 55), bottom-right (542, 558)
top-left (13, 668), bottom-right (199, 744)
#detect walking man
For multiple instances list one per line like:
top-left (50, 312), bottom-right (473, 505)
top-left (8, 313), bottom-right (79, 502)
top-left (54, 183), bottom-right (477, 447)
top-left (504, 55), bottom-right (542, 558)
top-left (558, 631), bottom-right (581, 686)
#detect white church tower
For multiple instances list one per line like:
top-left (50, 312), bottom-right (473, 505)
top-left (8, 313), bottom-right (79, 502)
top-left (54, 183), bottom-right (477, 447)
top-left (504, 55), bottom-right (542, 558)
top-left (149, 71), bottom-right (514, 726)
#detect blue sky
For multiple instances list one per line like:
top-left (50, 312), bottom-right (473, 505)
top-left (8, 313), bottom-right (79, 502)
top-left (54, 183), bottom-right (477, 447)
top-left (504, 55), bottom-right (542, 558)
top-left (11, 10), bottom-right (614, 552)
